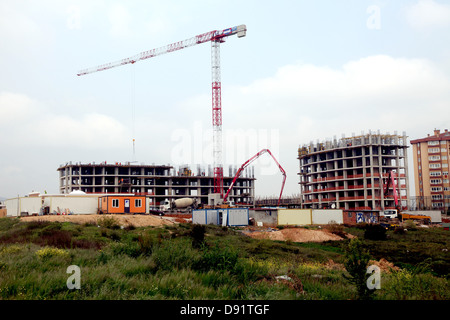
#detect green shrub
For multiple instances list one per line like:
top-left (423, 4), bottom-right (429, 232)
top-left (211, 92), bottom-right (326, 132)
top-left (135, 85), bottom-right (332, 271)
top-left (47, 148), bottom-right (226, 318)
top-left (97, 216), bottom-right (120, 229)
top-left (403, 220), bottom-right (417, 231)
top-left (191, 224), bottom-right (206, 248)
top-left (364, 224), bottom-right (387, 240)
top-left (343, 238), bottom-right (374, 300)
top-left (35, 247), bottom-right (70, 261)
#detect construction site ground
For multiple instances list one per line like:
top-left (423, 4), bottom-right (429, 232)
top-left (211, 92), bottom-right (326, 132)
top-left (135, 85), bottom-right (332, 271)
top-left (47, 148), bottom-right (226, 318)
top-left (241, 225), bottom-right (355, 243)
top-left (18, 214), bottom-right (357, 243)
top-left (19, 214), bottom-right (181, 228)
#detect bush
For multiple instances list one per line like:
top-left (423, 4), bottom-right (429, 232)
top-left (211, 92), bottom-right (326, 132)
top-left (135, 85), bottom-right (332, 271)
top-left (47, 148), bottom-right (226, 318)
top-left (403, 220), bottom-right (417, 231)
top-left (191, 224), bottom-right (206, 249)
top-left (343, 238), bottom-right (374, 300)
top-left (97, 216), bottom-right (120, 229)
top-left (364, 224), bottom-right (387, 240)
top-left (35, 247), bottom-right (70, 261)
top-left (394, 226), bottom-right (406, 234)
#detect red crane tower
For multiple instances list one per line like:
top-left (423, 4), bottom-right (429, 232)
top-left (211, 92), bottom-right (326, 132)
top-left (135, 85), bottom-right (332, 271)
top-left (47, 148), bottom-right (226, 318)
top-left (77, 25), bottom-right (247, 199)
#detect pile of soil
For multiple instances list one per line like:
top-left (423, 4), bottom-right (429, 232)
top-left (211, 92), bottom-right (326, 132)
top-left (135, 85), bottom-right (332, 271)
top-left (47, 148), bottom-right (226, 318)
top-left (20, 214), bottom-right (175, 228)
top-left (369, 258), bottom-right (400, 273)
top-left (245, 227), bottom-right (346, 243)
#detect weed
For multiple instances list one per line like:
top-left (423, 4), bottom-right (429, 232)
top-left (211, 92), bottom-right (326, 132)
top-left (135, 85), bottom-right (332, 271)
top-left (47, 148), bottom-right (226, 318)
top-left (35, 247), bottom-right (70, 261)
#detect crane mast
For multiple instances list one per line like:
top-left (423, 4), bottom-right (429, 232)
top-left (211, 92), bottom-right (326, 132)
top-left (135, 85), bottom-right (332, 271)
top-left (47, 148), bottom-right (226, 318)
top-left (77, 25), bottom-right (247, 199)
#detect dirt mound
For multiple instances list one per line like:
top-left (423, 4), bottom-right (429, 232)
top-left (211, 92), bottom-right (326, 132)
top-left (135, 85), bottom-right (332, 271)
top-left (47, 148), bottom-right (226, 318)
top-left (19, 214), bottom-right (175, 228)
top-left (369, 258), bottom-right (400, 273)
top-left (245, 227), bottom-right (346, 243)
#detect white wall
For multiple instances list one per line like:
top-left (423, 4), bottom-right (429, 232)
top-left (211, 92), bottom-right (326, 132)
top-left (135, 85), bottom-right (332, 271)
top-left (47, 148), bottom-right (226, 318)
top-left (47, 196), bottom-right (99, 215)
top-left (228, 208), bottom-right (249, 226)
top-left (312, 209), bottom-right (344, 225)
top-left (5, 197), bottom-right (41, 216)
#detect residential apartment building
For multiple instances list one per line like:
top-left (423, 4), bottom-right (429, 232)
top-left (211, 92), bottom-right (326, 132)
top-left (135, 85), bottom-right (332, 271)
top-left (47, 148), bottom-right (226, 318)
top-left (410, 129), bottom-right (450, 211)
top-left (298, 131), bottom-right (409, 211)
top-left (57, 162), bottom-right (255, 206)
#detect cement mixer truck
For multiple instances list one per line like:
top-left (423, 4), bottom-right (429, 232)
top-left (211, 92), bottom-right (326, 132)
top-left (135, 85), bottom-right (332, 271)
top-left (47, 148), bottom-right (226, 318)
top-left (160, 198), bottom-right (198, 213)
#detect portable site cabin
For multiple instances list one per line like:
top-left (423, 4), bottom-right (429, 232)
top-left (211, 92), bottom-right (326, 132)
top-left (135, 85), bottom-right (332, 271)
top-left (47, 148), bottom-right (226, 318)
top-left (98, 195), bottom-right (147, 214)
top-left (192, 208), bottom-right (249, 227)
top-left (277, 209), bottom-right (312, 226)
top-left (311, 209), bottom-right (344, 225)
top-left (4, 192), bottom-right (100, 216)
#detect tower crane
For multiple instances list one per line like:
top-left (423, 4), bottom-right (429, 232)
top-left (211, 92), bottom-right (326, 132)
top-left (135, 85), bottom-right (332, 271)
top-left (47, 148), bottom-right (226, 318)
top-left (77, 24), bottom-right (247, 199)
top-left (223, 149), bottom-right (286, 206)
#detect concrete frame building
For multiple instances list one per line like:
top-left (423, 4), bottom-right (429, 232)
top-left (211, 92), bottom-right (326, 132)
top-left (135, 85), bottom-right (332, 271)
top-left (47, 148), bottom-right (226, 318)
top-left (57, 162), bottom-right (255, 206)
top-left (410, 129), bottom-right (450, 212)
top-left (298, 131), bottom-right (409, 211)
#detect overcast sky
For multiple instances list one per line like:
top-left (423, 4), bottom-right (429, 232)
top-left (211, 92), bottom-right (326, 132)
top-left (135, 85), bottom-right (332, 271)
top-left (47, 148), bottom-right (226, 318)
top-left (1, 0), bottom-right (450, 199)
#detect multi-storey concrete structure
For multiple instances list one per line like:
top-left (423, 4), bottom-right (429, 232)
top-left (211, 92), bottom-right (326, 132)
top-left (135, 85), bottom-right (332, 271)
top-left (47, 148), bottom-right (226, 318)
top-left (298, 131), bottom-right (409, 211)
top-left (57, 162), bottom-right (255, 206)
top-left (410, 129), bottom-right (450, 212)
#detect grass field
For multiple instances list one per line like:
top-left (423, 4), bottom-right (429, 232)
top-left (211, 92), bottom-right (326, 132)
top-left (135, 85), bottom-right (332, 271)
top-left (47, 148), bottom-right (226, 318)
top-left (0, 217), bottom-right (448, 300)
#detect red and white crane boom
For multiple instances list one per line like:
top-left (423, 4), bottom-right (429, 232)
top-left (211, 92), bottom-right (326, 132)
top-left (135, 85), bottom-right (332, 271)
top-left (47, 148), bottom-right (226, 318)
top-left (223, 149), bottom-right (287, 206)
top-left (77, 25), bottom-right (247, 199)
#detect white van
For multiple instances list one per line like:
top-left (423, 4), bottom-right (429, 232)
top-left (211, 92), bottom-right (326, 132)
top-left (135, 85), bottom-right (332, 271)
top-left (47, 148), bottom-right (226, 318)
top-left (381, 209), bottom-right (398, 219)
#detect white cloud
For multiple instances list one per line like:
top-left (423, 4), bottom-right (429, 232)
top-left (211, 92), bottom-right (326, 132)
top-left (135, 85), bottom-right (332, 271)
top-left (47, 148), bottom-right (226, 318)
top-left (406, 0), bottom-right (450, 29)
top-left (176, 55), bottom-right (450, 196)
top-left (0, 92), bottom-right (129, 149)
top-left (108, 3), bottom-right (132, 38)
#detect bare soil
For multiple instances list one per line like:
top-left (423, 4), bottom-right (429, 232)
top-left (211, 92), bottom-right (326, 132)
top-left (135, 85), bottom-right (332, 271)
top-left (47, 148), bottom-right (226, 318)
top-left (244, 227), bottom-right (350, 243)
top-left (19, 214), bottom-right (176, 228)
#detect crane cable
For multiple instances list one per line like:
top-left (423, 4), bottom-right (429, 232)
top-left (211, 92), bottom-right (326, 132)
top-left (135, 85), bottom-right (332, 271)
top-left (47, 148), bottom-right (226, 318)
top-left (131, 62), bottom-right (136, 162)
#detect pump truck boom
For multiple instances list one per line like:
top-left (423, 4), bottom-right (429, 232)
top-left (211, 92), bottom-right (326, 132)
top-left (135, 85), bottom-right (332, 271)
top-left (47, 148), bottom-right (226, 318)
top-left (223, 149), bottom-right (286, 206)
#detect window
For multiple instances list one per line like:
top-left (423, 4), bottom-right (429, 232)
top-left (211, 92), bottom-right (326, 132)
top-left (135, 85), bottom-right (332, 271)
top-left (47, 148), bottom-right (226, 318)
top-left (432, 202), bottom-right (443, 208)
top-left (428, 147), bottom-right (440, 153)
top-left (429, 163), bottom-right (441, 169)
top-left (432, 194), bottom-right (443, 200)
top-left (443, 163), bottom-right (449, 168)
top-left (112, 199), bottom-right (119, 207)
top-left (442, 148), bottom-right (447, 153)
top-left (430, 171), bottom-right (442, 177)
top-left (443, 156), bottom-right (448, 160)
top-left (429, 155), bottom-right (440, 161)
top-left (430, 179), bottom-right (442, 184)
top-left (135, 199), bottom-right (142, 207)
top-left (428, 141), bottom-right (439, 146)
top-left (431, 187), bottom-right (442, 192)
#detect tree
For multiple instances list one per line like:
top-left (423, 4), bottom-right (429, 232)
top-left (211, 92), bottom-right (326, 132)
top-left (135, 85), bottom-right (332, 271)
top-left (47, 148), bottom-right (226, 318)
top-left (344, 238), bottom-right (376, 300)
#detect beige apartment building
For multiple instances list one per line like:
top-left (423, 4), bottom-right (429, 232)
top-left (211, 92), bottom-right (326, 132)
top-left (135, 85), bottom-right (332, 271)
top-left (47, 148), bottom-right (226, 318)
top-left (411, 129), bottom-right (450, 212)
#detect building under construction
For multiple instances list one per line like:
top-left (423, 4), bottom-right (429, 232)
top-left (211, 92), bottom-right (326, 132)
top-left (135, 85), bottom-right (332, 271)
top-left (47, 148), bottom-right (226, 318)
top-left (298, 131), bottom-right (410, 211)
top-left (57, 162), bottom-right (255, 206)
